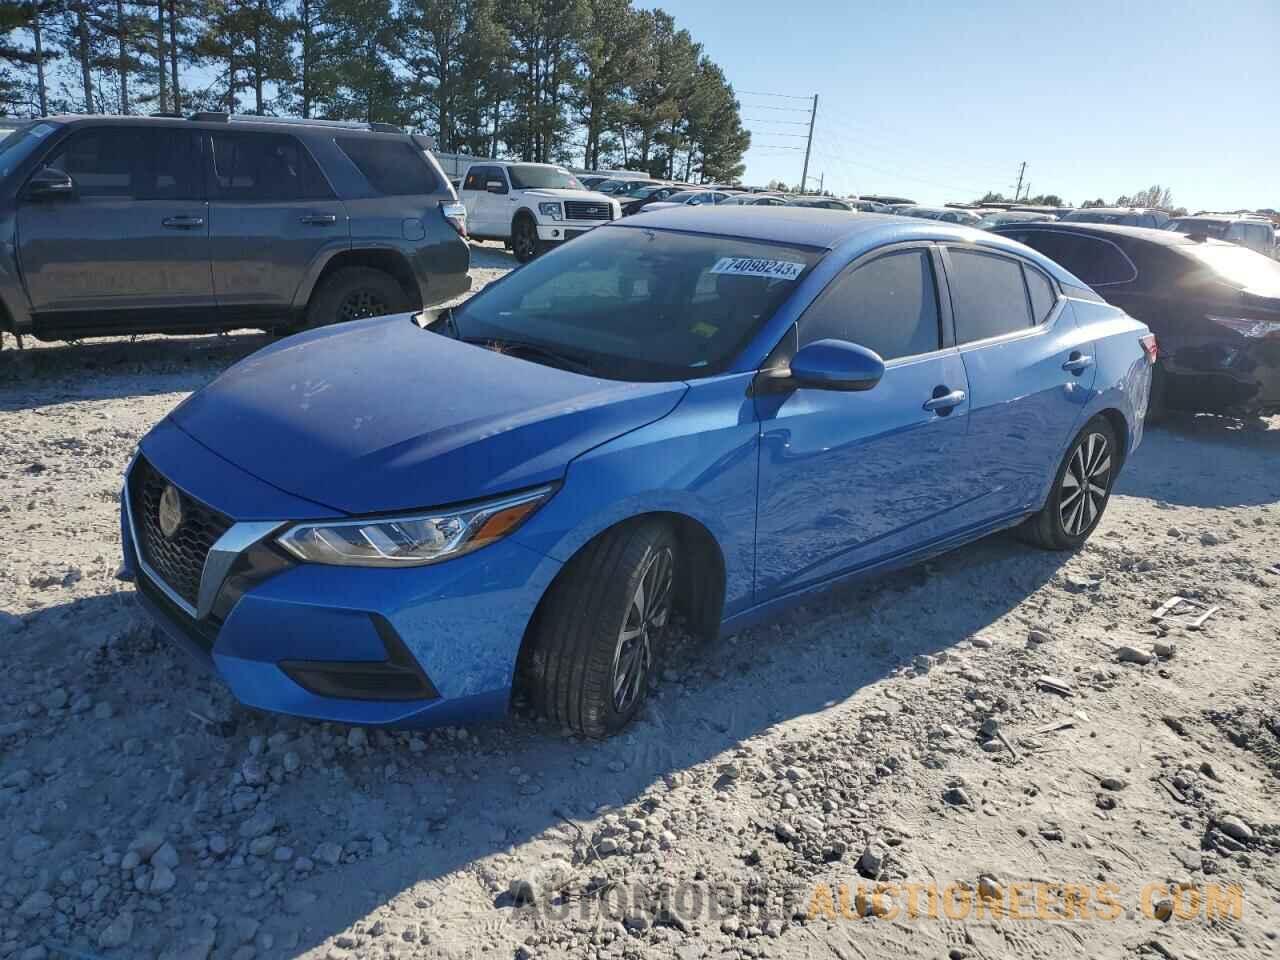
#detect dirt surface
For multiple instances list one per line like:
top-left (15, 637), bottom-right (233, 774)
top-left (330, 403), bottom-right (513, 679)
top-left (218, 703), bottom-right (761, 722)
top-left (1, 242), bottom-right (1277, 960)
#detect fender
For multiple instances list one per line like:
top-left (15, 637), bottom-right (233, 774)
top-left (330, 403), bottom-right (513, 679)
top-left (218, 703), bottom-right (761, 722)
top-left (511, 373), bottom-right (760, 618)
top-left (288, 240), bottom-right (415, 315)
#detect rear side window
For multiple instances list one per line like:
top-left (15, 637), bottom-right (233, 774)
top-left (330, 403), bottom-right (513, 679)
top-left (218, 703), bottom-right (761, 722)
top-left (947, 249), bottom-right (1033, 343)
top-left (1003, 231), bottom-right (1136, 286)
top-left (335, 137), bottom-right (439, 195)
top-left (209, 133), bottom-right (332, 202)
top-left (800, 250), bottom-right (942, 361)
top-left (42, 127), bottom-right (202, 200)
top-left (1024, 265), bottom-right (1057, 323)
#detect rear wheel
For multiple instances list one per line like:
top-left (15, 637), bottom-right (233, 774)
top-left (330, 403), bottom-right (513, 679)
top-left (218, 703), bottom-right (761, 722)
top-left (511, 216), bottom-right (541, 263)
top-left (298, 267), bottom-right (408, 332)
top-left (523, 520), bottom-right (677, 737)
top-left (1020, 417), bottom-right (1118, 550)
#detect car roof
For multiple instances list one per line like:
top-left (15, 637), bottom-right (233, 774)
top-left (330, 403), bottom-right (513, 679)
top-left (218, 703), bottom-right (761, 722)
top-left (992, 221), bottom-right (1200, 246)
top-left (43, 113), bottom-right (410, 139)
top-left (1063, 207), bottom-right (1160, 215)
top-left (614, 207), bottom-right (1086, 281)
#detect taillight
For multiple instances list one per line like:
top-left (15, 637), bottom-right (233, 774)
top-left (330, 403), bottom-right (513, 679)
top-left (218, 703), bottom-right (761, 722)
top-left (1207, 315), bottom-right (1280, 339)
top-left (1139, 333), bottom-right (1158, 364)
top-left (440, 201), bottom-right (467, 238)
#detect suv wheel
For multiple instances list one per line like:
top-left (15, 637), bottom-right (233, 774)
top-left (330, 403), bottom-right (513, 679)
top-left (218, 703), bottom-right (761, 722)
top-left (511, 216), bottom-right (541, 263)
top-left (300, 267), bottom-right (408, 331)
top-left (523, 520), bottom-right (677, 737)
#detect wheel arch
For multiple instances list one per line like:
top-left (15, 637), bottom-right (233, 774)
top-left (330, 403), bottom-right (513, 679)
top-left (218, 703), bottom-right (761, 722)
top-left (513, 510), bottom-right (727, 691)
top-left (512, 207), bottom-right (538, 230)
top-left (297, 248), bottom-right (422, 318)
top-left (1096, 407), bottom-right (1129, 466)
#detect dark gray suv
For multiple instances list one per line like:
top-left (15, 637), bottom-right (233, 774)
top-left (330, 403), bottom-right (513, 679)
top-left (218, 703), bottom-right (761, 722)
top-left (0, 114), bottom-right (470, 346)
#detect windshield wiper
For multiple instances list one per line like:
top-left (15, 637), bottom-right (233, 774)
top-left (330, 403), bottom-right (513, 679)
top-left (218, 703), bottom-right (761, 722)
top-left (461, 336), bottom-right (595, 376)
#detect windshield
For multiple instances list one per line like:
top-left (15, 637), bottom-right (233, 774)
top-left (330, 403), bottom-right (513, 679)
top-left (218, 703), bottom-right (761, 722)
top-left (0, 121), bottom-right (58, 178)
top-left (1166, 218), bottom-right (1228, 238)
top-left (507, 164), bottom-right (582, 190)
top-left (1184, 244), bottom-right (1280, 295)
top-left (616, 180), bottom-right (659, 196)
top-left (443, 226), bottom-right (822, 381)
top-left (663, 190), bottom-right (699, 203)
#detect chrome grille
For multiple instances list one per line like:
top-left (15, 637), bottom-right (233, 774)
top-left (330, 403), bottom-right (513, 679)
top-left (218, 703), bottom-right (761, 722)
top-left (564, 200), bottom-right (612, 221)
top-left (129, 458), bottom-right (233, 608)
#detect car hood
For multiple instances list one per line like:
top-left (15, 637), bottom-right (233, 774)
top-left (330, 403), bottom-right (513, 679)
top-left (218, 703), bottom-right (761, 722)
top-left (519, 188), bottom-right (614, 204)
top-left (169, 316), bottom-right (688, 516)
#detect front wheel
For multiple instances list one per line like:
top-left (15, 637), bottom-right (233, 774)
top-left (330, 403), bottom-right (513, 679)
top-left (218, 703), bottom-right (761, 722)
top-left (511, 216), bottom-right (541, 263)
top-left (523, 520), bottom-right (677, 737)
top-left (1020, 417), bottom-right (1118, 550)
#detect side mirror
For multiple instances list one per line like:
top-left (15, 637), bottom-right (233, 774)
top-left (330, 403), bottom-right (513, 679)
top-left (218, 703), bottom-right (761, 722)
top-left (485, 179), bottom-right (507, 194)
top-left (787, 339), bottom-right (885, 392)
top-left (25, 167), bottom-right (75, 200)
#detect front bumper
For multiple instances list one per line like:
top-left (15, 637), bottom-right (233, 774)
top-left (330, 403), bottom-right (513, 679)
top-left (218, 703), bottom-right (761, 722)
top-left (122, 424), bottom-right (562, 727)
top-left (536, 221), bottom-right (607, 244)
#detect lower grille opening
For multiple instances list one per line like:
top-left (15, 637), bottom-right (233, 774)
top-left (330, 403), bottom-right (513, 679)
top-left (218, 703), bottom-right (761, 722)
top-left (279, 614), bottom-right (439, 702)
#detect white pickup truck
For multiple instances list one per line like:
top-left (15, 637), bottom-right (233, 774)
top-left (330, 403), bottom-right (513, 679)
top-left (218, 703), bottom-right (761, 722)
top-left (458, 161), bottom-right (622, 262)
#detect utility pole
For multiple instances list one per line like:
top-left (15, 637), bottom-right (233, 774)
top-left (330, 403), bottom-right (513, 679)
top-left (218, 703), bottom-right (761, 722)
top-left (818, 172), bottom-right (824, 194)
top-left (1013, 161), bottom-right (1026, 201)
top-left (800, 94), bottom-right (818, 194)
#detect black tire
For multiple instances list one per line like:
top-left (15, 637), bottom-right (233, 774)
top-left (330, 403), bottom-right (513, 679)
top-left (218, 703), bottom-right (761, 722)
top-left (511, 215), bottom-right (542, 263)
top-left (1020, 416), bottom-right (1119, 550)
top-left (523, 520), bottom-right (678, 737)
top-left (298, 267), bottom-right (409, 332)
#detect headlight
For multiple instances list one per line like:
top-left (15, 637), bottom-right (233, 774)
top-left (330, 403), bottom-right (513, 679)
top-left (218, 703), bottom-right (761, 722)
top-left (538, 202), bottom-right (564, 221)
top-left (277, 486), bottom-right (555, 567)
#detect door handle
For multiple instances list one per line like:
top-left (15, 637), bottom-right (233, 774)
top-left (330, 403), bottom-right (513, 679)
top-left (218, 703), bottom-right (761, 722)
top-left (161, 216), bottom-right (204, 229)
top-left (299, 214), bottom-right (338, 225)
top-left (1062, 352), bottom-right (1095, 375)
top-left (923, 388), bottom-right (966, 412)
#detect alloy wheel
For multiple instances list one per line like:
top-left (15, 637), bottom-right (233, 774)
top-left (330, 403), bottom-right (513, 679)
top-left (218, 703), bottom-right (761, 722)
top-left (610, 547), bottom-right (674, 714)
top-left (1059, 431), bottom-right (1111, 536)
top-left (337, 289), bottom-right (389, 323)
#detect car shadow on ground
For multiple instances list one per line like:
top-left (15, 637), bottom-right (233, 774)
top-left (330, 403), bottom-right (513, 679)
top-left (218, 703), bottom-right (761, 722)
top-left (8, 528), bottom-right (1073, 956)
top-left (1115, 414), bottom-right (1280, 509)
top-left (0, 332), bottom-right (273, 411)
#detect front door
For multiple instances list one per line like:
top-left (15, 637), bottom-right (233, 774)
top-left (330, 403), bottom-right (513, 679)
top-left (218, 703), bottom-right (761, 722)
top-left (17, 125), bottom-right (213, 336)
top-left (754, 245), bottom-right (975, 601)
top-left (206, 131), bottom-right (348, 328)
top-left (943, 246), bottom-right (1098, 521)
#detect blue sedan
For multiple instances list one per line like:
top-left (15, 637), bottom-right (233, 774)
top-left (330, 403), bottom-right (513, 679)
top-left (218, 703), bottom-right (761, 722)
top-left (121, 208), bottom-right (1154, 736)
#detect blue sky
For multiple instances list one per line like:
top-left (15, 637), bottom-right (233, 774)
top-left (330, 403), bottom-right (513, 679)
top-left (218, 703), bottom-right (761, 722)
top-left (647, 0), bottom-right (1277, 210)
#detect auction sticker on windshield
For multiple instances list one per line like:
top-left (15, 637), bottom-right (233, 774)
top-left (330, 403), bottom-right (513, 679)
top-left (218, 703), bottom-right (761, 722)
top-left (710, 257), bottom-right (806, 280)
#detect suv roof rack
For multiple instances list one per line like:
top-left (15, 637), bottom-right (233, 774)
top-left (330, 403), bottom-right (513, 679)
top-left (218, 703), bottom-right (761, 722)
top-left (186, 112), bottom-right (405, 135)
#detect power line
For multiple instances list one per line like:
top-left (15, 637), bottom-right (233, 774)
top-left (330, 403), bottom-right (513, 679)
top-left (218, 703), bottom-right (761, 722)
top-left (742, 118), bottom-right (810, 126)
top-left (738, 89), bottom-right (814, 100)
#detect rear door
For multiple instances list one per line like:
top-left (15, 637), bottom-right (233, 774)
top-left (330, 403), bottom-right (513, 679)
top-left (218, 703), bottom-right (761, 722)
top-left (17, 124), bottom-right (213, 335)
top-left (754, 244), bottom-right (974, 600)
top-left (207, 130), bottom-right (347, 327)
top-left (943, 246), bottom-right (1097, 521)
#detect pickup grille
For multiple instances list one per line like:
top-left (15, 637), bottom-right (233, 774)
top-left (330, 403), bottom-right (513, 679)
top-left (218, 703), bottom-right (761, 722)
top-left (564, 200), bottom-right (612, 222)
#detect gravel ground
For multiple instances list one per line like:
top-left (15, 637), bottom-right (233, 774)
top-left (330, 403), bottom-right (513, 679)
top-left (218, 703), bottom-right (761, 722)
top-left (1, 241), bottom-right (1277, 960)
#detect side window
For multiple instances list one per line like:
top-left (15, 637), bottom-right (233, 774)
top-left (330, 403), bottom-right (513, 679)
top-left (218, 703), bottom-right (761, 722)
top-left (799, 249), bottom-right (942, 361)
top-left (1023, 264), bottom-right (1057, 323)
top-left (1224, 223), bottom-right (1247, 242)
top-left (462, 167), bottom-right (484, 191)
top-left (947, 249), bottom-right (1033, 343)
top-left (41, 127), bottom-right (202, 200)
top-left (1006, 232), bottom-right (1135, 286)
top-left (334, 136), bottom-right (440, 195)
top-left (209, 133), bottom-right (332, 202)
